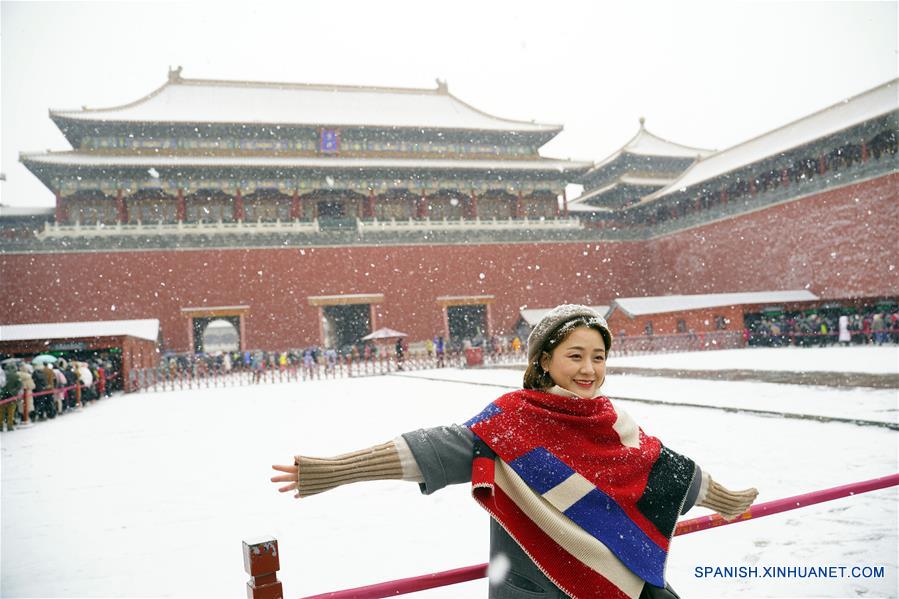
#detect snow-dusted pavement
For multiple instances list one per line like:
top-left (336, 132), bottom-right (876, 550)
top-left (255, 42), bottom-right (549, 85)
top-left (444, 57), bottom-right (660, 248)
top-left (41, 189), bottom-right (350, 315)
top-left (2, 347), bottom-right (897, 598)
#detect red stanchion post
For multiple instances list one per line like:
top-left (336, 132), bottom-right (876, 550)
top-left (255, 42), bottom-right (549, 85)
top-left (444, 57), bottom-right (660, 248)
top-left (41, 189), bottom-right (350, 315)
top-left (242, 537), bottom-right (284, 599)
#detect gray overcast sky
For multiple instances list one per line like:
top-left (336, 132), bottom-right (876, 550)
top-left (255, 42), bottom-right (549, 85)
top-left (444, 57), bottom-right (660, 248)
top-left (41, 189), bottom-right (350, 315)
top-left (1, 0), bottom-right (896, 207)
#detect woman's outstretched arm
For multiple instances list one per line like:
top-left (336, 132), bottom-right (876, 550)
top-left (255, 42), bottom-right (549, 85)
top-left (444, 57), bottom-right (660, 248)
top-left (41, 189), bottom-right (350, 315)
top-left (271, 440), bottom-right (407, 499)
top-left (270, 425), bottom-right (474, 499)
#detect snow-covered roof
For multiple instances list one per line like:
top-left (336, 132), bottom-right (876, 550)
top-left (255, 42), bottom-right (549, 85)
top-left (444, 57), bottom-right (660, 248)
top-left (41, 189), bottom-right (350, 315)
top-left (50, 70), bottom-right (561, 133)
top-left (611, 290), bottom-right (819, 317)
top-left (646, 78), bottom-right (899, 202)
top-left (589, 120), bottom-right (715, 172)
top-left (0, 204), bottom-right (55, 217)
top-left (564, 202), bottom-right (612, 213)
top-left (0, 319), bottom-right (160, 343)
top-left (519, 306), bottom-right (611, 326)
top-left (21, 152), bottom-right (591, 173)
top-left (573, 175), bottom-right (676, 204)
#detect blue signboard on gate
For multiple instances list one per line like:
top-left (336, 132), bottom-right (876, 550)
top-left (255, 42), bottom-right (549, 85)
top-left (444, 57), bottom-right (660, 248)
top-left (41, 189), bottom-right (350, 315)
top-left (320, 129), bottom-right (339, 153)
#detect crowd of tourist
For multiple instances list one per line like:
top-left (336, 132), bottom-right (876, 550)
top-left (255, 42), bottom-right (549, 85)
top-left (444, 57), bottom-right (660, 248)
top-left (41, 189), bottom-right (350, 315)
top-left (0, 357), bottom-right (117, 432)
top-left (746, 308), bottom-right (899, 347)
top-left (147, 333), bottom-right (527, 382)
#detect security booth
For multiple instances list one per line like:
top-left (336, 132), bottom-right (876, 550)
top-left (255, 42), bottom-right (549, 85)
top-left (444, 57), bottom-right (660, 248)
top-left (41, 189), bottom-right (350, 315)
top-left (0, 319), bottom-right (160, 393)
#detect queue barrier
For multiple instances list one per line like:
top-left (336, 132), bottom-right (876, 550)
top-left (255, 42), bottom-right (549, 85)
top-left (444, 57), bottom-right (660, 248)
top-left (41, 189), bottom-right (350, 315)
top-left (242, 473), bottom-right (899, 599)
top-left (0, 371), bottom-right (119, 425)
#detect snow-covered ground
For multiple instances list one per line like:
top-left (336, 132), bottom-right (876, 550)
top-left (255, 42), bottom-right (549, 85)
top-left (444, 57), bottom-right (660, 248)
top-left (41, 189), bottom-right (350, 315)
top-left (2, 347), bottom-right (897, 598)
top-left (611, 345), bottom-right (899, 374)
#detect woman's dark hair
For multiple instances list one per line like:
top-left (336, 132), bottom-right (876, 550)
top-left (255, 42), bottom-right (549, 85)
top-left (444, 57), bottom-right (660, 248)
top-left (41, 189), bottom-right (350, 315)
top-left (522, 316), bottom-right (611, 390)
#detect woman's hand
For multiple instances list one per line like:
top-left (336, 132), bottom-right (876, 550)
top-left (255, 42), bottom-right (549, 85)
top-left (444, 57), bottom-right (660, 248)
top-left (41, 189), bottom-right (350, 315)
top-left (271, 464), bottom-right (299, 498)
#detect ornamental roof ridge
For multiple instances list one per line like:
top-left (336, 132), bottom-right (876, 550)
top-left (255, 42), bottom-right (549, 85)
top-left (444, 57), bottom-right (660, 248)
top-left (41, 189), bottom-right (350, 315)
top-left (49, 77), bottom-right (171, 117)
top-left (587, 119), bottom-right (715, 173)
top-left (49, 67), bottom-right (562, 134)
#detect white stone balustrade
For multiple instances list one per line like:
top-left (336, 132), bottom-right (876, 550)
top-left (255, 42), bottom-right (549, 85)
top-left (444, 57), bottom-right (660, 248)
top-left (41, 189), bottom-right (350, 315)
top-left (37, 218), bottom-right (321, 238)
top-left (356, 216), bottom-right (582, 233)
top-left (36, 216), bottom-right (584, 239)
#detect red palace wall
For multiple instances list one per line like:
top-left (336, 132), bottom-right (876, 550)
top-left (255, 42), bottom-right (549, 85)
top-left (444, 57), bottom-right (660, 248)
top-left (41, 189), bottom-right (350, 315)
top-left (2, 173), bottom-right (896, 352)
top-left (0, 241), bottom-right (651, 352)
top-left (646, 173), bottom-right (899, 299)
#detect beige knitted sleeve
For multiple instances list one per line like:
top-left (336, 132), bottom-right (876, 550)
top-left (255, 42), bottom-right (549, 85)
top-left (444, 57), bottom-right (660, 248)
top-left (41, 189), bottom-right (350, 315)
top-left (696, 473), bottom-right (759, 520)
top-left (294, 441), bottom-right (405, 498)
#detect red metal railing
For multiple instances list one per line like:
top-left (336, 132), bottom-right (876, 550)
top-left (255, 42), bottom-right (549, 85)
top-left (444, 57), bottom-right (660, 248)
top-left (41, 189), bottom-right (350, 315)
top-left (0, 372), bottom-right (118, 426)
top-left (242, 473), bottom-right (899, 599)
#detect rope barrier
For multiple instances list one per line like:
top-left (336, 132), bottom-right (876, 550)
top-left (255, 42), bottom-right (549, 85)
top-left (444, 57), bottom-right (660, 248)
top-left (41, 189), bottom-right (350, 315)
top-left (241, 473), bottom-right (898, 599)
top-left (0, 371), bottom-right (119, 421)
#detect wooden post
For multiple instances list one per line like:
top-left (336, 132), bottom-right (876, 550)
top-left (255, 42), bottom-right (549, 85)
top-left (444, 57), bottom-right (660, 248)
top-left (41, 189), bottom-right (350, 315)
top-left (55, 191), bottom-right (67, 224)
top-left (290, 190), bottom-right (300, 220)
top-left (516, 190), bottom-right (524, 219)
top-left (242, 537), bottom-right (284, 599)
top-left (469, 191), bottom-right (478, 219)
top-left (116, 189), bottom-right (128, 224)
top-left (861, 140), bottom-right (869, 162)
top-left (418, 192), bottom-right (429, 218)
top-left (177, 188), bottom-right (186, 222)
top-left (235, 188), bottom-right (245, 222)
top-left (562, 188), bottom-right (569, 218)
top-left (818, 155), bottom-right (827, 175)
top-left (781, 169), bottom-right (790, 187)
top-left (367, 189), bottom-right (376, 219)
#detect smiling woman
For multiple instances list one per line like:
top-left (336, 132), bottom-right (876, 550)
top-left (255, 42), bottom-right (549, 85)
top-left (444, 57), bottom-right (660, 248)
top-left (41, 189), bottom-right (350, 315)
top-left (272, 304), bottom-right (758, 599)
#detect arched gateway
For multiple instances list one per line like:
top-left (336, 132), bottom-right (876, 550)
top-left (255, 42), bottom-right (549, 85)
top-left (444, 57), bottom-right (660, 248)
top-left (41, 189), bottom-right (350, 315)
top-left (181, 306), bottom-right (248, 354)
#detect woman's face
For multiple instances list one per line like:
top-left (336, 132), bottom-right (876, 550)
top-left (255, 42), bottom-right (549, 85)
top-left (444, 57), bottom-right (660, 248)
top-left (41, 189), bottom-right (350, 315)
top-left (540, 326), bottom-right (607, 399)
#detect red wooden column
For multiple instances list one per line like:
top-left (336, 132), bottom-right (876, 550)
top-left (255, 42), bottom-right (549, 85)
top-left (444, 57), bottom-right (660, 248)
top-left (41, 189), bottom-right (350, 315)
top-left (861, 140), bottom-right (869, 162)
top-left (242, 537), bottom-right (283, 599)
top-left (781, 169), bottom-right (790, 187)
top-left (515, 191), bottom-right (524, 218)
top-left (818, 155), bottom-right (827, 175)
top-left (417, 192), bottom-right (429, 218)
top-left (116, 189), bottom-right (128, 224)
top-left (290, 190), bottom-right (300, 220)
top-left (720, 189), bottom-right (728, 206)
top-left (749, 180), bottom-right (757, 196)
top-left (469, 191), bottom-right (478, 219)
top-left (55, 191), bottom-right (67, 224)
top-left (234, 188), bottom-right (245, 221)
top-left (366, 189), bottom-right (376, 218)
top-left (561, 188), bottom-right (569, 218)
top-left (176, 188), bottom-right (186, 222)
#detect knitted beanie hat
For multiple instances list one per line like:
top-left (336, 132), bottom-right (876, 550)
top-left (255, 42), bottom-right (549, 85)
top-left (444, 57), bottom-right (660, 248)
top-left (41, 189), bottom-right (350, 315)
top-left (526, 304), bottom-right (613, 365)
